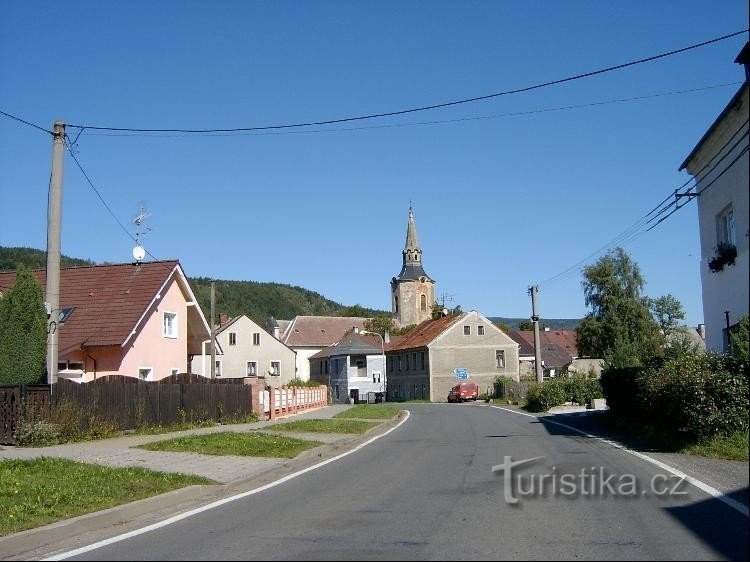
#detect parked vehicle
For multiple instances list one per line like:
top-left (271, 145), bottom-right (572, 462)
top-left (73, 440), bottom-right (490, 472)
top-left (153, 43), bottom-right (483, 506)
top-left (447, 381), bottom-right (479, 402)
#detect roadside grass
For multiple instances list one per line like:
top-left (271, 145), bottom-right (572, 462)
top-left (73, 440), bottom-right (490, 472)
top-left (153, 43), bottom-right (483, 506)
top-left (679, 431), bottom-right (749, 462)
top-left (491, 398), bottom-right (527, 407)
top-left (267, 419), bottom-right (380, 434)
top-left (334, 405), bottom-right (401, 420)
top-left (138, 431), bottom-right (321, 458)
top-left (0, 458), bottom-right (211, 536)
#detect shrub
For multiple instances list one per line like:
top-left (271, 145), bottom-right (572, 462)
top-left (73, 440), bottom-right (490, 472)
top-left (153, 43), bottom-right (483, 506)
top-left (14, 421), bottom-right (62, 446)
top-left (286, 378), bottom-right (322, 388)
top-left (526, 380), bottom-right (567, 412)
top-left (639, 351), bottom-right (748, 442)
top-left (561, 374), bottom-right (603, 406)
top-left (600, 367), bottom-right (643, 417)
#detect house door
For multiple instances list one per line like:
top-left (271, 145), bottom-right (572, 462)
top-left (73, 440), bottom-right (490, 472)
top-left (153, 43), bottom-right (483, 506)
top-left (350, 389), bottom-right (359, 403)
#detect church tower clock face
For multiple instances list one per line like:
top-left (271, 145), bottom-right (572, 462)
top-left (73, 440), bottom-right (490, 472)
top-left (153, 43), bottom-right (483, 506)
top-left (391, 206), bottom-right (435, 328)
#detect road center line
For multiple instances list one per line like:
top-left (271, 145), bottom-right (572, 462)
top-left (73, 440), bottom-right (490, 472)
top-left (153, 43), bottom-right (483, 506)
top-left (43, 411), bottom-right (412, 561)
top-left (488, 404), bottom-right (749, 518)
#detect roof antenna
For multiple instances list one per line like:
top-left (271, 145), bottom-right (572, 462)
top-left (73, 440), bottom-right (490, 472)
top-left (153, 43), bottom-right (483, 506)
top-left (132, 203), bottom-right (151, 264)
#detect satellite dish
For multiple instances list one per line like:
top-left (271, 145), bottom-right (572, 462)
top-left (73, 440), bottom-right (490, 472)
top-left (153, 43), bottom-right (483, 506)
top-left (132, 244), bottom-right (146, 263)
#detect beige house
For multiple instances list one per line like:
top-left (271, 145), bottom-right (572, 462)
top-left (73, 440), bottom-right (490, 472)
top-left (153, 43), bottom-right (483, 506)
top-left (385, 310), bottom-right (520, 402)
top-left (192, 315), bottom-right (297, 385)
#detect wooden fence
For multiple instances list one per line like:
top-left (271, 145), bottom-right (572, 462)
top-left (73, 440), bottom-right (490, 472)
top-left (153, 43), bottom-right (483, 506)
top-left (54, 375), bottom-right (255, 430)
top-left (0, 385), bottom-right (51, 445)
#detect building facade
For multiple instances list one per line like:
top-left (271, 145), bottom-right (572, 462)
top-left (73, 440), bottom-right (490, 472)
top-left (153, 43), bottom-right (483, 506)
top-left (192, 315), bottom-right (297, 385)
top-left (680, 80), bottom-right (749, 352)
top-left (385, 311), bottom-right (520, 402)
top-left (391, 206), bottom-right (436, 329)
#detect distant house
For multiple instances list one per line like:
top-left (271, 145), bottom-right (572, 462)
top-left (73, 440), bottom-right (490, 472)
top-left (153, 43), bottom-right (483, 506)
top-left (679, 56), bottom-right (749, 352)
top-left (0, 260), bottom-right (210, 382)
top-left (193, 314), bottom-right (296, 385)
top-left (385, 310), bottom-right (520, 402)
top-left (309, 330), bottom-right (385, 403)
top-left (508, 329), bottom-right (602, 378)
top-left (274, 316), bottom-right (369, 381)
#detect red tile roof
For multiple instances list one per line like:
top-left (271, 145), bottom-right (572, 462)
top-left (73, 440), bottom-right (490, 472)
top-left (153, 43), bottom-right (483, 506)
top-left (0, 261), bottom-right (182, 353)
top-left (508, 330), bottom-right (575, 369)
top-left (385, 315), bottom-right (462, 352)
top-left (280, 316), bottom-right (369, 347)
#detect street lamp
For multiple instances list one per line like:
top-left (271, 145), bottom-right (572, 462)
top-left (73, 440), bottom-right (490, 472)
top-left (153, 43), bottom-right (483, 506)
top-left (360, 330), bottom-right (386, 403)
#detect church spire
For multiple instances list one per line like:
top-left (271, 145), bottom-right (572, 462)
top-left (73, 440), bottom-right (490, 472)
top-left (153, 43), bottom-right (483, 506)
top-left (404, 205), bottom-right (420, 262)
top-left (395, 205), bottom-right (431, 281)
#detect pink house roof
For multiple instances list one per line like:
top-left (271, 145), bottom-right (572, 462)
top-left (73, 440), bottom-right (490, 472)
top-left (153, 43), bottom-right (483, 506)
top-left (280, 316), bottom-right (369, 347)
top-left (0, 260), bottom-right (206, 353)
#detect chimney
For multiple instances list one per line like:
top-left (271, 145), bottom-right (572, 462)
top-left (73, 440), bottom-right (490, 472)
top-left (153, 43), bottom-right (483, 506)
top-left (697, 324), bottom-right (706, 340)
top-left (384, 330), bottom-right (391, 344)
top-left (543, 326), bottom-right (550, 332)
top-left (219, 313), bottom-right (229, 326)
top-left (273, 325), bottom-right (280, 339)
top-left (353, 327), bottom-right (360, 334)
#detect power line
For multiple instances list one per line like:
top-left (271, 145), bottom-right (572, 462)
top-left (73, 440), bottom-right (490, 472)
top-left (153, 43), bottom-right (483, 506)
top-left (538, 118), bottom-right (750, 288)
top-left (0, 110), bottom-right (53, 135)
top-left (79, 82), bottom-right (742, 139)
top-left (65, 30), bottom-right (747, 134)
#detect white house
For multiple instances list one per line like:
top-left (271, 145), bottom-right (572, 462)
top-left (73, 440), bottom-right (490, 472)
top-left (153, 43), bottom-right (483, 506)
top-left (679, 68), bottom-right (749, 351)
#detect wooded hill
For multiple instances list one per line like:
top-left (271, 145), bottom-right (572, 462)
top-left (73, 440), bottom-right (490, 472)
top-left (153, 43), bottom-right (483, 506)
top-left (0, 247), bottom-right (387, 326)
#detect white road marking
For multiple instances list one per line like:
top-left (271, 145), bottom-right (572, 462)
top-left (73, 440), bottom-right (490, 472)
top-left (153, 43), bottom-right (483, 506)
top-left (43, 411), bottom-right (411, 561)
top-left (488, 404), bottom-right (749, 518)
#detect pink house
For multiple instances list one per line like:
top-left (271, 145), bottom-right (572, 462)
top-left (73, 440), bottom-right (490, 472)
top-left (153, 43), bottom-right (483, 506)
top-left (0, 260), bottom-right (211, 382)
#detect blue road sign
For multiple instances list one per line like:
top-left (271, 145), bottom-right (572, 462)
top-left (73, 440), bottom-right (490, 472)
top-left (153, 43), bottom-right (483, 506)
top-left (454, 368), bottom-right (469, 380)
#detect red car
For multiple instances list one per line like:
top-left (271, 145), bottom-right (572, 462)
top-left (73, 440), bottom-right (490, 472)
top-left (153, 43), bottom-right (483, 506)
top-left (447, 381), bottom-right (479, 402)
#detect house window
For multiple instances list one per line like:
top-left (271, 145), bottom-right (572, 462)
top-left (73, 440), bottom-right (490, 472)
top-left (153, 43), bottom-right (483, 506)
top-left (414, 384), bottom-right (418, 398)
top-left (716, 205), bottom-right (736, 246)
top-left (215, 360), bottom-right (222, 377)
top-left (229, 332), bottom-right (237, 346)
top-left (420, 351), bottom-right (425, 370)
top-left (335, 385), bottom-right (340, 400)
top-left (247, 361), bottom-right (257, 376)
top-left (373, 371), bottom-right (381, 383)
top-left (270, 361), bottom-right (280, 376)
top-left (138, 367), bottom-right (152, 381)
top-left (464, 325), bottom-right (471, 336)
top-left (412, 353), bottom-right (417, 370)
top-left (420, 294), bottom-right (427, 312)
top-left (422, 384), bottom-right (427, 400)
top-left (253, 333), bottom-right (261, 346)
top-left (496, 350), bottom-right (506, 369)
top-left (398, 356), bottom-right (402, 371)
top-left (478, 325), bottom-right (485, 336)
top-left (325, 360), bottom-right (329, 374)
top-left (163, 312), bottom-right (177, 338)
top-left (395, 296), bottom-right (399, 314)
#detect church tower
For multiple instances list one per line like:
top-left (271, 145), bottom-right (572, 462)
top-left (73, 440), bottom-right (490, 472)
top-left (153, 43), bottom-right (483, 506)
top-left (391, 206), bottom-right (436, 328)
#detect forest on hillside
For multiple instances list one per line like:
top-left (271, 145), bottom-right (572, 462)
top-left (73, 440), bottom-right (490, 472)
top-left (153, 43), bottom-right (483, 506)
top-left (0, 247), bottom-right (387, 325)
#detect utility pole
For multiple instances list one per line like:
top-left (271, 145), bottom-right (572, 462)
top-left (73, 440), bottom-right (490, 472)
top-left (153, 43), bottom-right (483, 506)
top-left (46, 121), bottom-right (65, 386)
top-left (210, 280), bottom-right (216, 378)
top-left (529, 285), bottom-right (543, 383)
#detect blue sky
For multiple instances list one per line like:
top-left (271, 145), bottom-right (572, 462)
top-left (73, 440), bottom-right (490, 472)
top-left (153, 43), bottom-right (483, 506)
top-left (1, 2), bottom-right (747, 326)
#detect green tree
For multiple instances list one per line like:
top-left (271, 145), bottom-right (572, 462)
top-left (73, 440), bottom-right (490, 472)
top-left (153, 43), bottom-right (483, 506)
top-left (729, 314), bottom-right (749, 366)
top-left (576, 248), bottom-right (663, 368)
top-left (0, 265), bottom-right (47, 384)
top-left (649, 294), bottom-right (685, 339)
top-left (518, 320), bottom-right (534, 331)
top-left (364, 314), bottom-right (395, 337)
top-left (338, 304), bottom-right (372, 317)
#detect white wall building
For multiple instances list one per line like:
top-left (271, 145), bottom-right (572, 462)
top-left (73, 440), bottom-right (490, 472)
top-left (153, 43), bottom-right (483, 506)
top-left (680, 78), bottom-right (749, 351)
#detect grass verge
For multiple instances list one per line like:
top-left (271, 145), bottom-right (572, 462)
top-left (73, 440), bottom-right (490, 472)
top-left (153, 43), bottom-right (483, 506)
top-left (679, 431), bottom-right (749, 462)
top-left (267, 419), bottom-right (380, 434)
top-left (334, 405), bottom-right (401, 420)
top-left (138, 431), bottom-right (321, 459)
top-left (0, 458), bottom-right (211, 536)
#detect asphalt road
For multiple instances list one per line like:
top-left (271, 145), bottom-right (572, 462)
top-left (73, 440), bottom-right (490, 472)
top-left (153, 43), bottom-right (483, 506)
top-left (69, 404), bottom-right (748, 561)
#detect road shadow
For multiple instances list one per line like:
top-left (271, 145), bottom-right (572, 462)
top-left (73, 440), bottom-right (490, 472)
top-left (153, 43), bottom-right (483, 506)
top-left (663, 488), bottom-right (749, 561)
